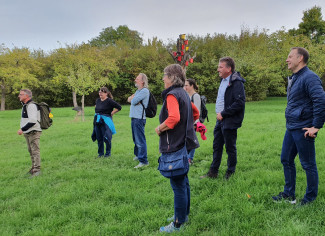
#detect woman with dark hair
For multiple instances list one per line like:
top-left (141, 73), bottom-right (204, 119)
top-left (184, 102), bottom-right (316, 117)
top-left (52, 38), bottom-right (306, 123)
top-left (156, 64), bottom-right (199, 233)
top-left (184, 78), bottom-right (201, 165)
top-left (92, 87), bottom-right (122, 158)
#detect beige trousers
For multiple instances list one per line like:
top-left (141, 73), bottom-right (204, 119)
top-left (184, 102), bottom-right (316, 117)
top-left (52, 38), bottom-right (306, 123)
top-left (24, 131), bottom-right (42, 172)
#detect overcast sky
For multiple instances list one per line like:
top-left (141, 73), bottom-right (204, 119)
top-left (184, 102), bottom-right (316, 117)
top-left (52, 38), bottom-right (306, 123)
top-left (1, 0), bottom-right (325, 52)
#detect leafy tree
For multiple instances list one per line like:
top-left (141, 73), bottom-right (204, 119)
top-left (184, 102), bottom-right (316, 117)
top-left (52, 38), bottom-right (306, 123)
top-left (89, 25), bottom-right (143, 48)
top-left (0, 47), bottom-right (39, 110)
top-left (53, 44), bottom-right (118, 120)
top-left (30, 49), bottom-right (73, 108)
top-left (50, 46), bottom-right (80, 108)
top-left (105, 38), bottom-right (171, 104)
top-left (289, 6), bottom-right (325, 43)
top-left (186, 33), bottom-right (236, 101)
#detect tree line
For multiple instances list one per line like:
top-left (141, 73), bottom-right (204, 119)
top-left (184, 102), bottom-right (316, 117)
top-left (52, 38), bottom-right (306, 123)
top-left (1, 6), bottom-right (325, 111)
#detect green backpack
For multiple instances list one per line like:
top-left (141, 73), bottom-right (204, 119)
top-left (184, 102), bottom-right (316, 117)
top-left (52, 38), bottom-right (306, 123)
top-left (31, 102), bottom-right (53, 129)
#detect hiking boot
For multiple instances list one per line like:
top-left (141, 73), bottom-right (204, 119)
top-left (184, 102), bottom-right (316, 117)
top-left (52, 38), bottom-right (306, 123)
top-left (134, 162), bottom-right (149, 169)
top-left (224, 170), bottom-right (235, 180)
top-left (133, 156), bottom-right (139, 161)
top-left (27, 168), bottom-right (33, 175)
top-left (160, 222), bottom-right (182, 233)
top-left (272, 192), bottom-right (296, 204)
top-left (200, 170), bottom-right (218, 179)
top-left (30, 171), bottom-right (41, 178)
top-left (167, 215), bottom-right (189, 223)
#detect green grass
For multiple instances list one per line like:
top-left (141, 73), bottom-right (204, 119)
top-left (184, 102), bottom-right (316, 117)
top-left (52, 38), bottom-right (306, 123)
top-left (1, 97), bottom-right (325, 235)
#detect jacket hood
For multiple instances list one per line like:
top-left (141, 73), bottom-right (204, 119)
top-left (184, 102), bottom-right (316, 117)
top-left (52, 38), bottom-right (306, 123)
top-left (230, 71), bottom-right (245, 84)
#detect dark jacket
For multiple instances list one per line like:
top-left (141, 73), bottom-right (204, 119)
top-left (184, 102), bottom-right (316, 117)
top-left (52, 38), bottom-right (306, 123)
top-left (220, 72), bottom-right (246, 129)
top-left (159, 86), bottom-right (199, 153)
top-left (285, 66), bottom-right (325, 130)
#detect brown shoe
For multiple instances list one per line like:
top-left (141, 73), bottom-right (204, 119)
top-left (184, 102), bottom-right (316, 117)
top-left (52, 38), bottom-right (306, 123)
top-left (200, 171), bottom-right (218, 179)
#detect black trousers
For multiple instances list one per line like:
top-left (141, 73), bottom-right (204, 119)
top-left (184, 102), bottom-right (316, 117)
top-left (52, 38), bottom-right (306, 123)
top-left (210, 120), bottom-right (238, 173)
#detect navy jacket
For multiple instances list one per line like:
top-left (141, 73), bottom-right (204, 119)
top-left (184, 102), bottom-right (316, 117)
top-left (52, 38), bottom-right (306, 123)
top-left (220, 72), bottom-right (246, 129)
top-left (286, 66), bottom-right (325, 130)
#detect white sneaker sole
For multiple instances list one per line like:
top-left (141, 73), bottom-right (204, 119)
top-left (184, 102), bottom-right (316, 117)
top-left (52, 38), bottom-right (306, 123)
top-left (273, 199), bottom-right (296, 204)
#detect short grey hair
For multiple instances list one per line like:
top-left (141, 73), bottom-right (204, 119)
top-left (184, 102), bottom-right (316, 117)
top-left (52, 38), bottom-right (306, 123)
top-left (139, 73), bottom-right (148, 88)
top-left (20, 89), bottom-right (32, 98)
top-left (163, 64), bottom-right (186, 87)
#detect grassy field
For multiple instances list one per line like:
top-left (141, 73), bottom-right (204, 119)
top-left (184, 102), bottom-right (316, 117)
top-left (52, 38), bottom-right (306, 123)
top-left (1, 97), bottom-right (325, 235)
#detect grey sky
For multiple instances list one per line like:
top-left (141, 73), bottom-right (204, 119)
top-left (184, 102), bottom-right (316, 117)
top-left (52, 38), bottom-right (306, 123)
top-left (1, 0), bottom-right (324, 52)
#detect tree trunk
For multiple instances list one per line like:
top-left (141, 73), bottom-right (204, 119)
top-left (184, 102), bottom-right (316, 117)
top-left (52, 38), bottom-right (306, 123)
top-left (72, 90), bottom-right (78, 107)
top-left (81, 94), bottom-right (85, 122)
top-left (1, 83), bottom-right (6, 111)
top-left (72, 90), bottom-right (82, 116)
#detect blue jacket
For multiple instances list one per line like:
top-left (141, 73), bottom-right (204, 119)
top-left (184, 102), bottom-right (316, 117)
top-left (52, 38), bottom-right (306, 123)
top-left (220, 72), bottom-right (246, 129)
top-left (285, 66), bottom-right (325, 130)
top-left (91, 114), bottom-right (116, 142)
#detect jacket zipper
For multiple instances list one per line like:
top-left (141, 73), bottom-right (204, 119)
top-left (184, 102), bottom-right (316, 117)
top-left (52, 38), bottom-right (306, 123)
top-left (166, 131), bottom-right (170, 151)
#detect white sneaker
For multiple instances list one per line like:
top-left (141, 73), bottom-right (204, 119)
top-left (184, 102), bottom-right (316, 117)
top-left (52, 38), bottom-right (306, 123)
top-left (134, 162), bottom-right (149, 169)
top-left (133, 156), bottom-right (139, 161)
top-left (160, 222), bottom-right (182, 233)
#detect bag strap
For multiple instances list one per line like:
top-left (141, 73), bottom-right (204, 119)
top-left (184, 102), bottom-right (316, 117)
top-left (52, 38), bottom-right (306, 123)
top-left (140, 88), bottom-right (148, 119)
top-left (140, 100), bottom-right (145, 119)
top-left (190, 93), bottom-right (198, 103)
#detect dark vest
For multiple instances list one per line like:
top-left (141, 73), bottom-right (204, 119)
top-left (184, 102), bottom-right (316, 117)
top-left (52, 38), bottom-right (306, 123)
top-left (159, 86), bottom-right (199, 153)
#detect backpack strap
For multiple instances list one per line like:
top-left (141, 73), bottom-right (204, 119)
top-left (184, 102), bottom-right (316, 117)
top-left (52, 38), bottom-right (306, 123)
top-left (140, 88), bottom-right (149, 119)
top-left (140, 100), bottom-right (145, 119)
top-left (26, 101), bottom-right (41, 124)
top-left (191, 93), bottom-right (197, 103)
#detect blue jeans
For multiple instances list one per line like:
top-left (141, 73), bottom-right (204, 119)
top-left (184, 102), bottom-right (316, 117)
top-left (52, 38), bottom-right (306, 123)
top-left (131, 118), bottom-right (148, 164)
top-left (187, 149), bottom-right (195, 160)
top-left (211, 121), bottom-right (237, 173)
top-left (95, 123), bottom-right (111, 156)
top-left (281, 129), bottom-right (318, 202)
top-left (170, 175), bottom-right (190, 224)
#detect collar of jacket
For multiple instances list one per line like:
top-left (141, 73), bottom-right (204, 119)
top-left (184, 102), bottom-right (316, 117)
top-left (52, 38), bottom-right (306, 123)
top-left (22, 99), bottom-right (33, 106)
top-left (292, 66), bottom-right (308, 78)
top-left (161, 85), bottom-right (179, 101)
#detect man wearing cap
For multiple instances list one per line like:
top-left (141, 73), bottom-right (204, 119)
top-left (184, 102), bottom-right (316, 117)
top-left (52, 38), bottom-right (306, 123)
top-left (201, 57), bottom-right (245, 180)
